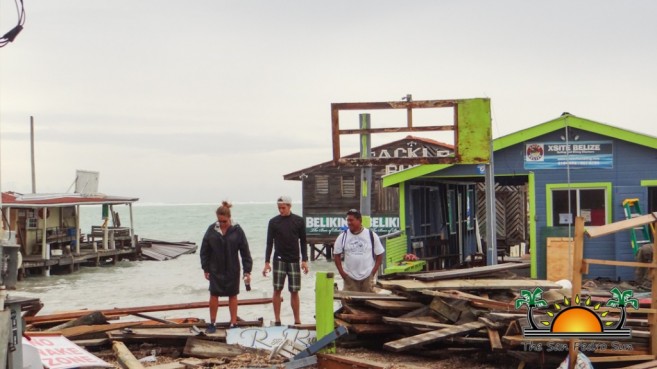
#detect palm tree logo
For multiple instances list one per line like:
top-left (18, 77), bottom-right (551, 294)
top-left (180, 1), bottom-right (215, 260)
top-left (515, 287), bottom-right (635, 338)
top-left (605, 287), bottom-right (639, 330)
top-left (514, 287), bottom-right (548, 331)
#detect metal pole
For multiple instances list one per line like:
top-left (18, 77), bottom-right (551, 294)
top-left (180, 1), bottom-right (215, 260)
top-left (359, 114), bottom-right (372, 228)
top-left (485, 141), bottom-right (497, 265)
top-left (30, 116), bottom-right (36, 193)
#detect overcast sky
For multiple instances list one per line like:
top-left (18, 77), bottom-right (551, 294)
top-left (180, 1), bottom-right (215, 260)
top-left (1, 1), bottom-right (656, 204)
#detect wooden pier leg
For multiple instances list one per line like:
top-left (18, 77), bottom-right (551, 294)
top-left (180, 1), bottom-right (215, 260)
top-left (326, 243), bottom-right (332, 261)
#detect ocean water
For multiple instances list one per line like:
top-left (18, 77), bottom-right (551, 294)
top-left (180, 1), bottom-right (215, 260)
top-left (13, 203), bottom-right (340, 325)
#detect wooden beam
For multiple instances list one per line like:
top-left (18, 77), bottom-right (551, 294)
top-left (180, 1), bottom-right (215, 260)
top-left (382, 317), bottom-right (454, 330)
top-left (585, 214), bottom-right (657, 238)
top-left (183, 337), bottom-right (255, 359)
top-left (614, 360), bottom-right (657, 369)
top-left (333, 291), bottom-right (407, 301)
top-left (25, 297), bottom-right (273, 324)
top-left (587, 355), bottom-right (656, 363)
top-left (409, 262), bottom-right (528, 281)
top-left (583, 259), bottom-right (657, 269)
top-left (383, 321), bottom-right (486, 352)
top-left (378, 278), bottom-right (561, 292)
top-left (364, 300), bottom-right (425, 312)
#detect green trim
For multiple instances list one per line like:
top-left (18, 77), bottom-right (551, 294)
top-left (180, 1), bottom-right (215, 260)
top-left (528, 171), bottom-right (537, 278)
top-left (640, 180), bottom-right (657, 187)
top-left (545, 182), bottom-right (613, 227)
top-left (383, 164), bottom-right (452, 187)
top-left (399, 183), bottom-right (406, 231)
top-left (495, 114), bottom-right (657, 152)
top-left (385, 114), bottom-right (657, 188)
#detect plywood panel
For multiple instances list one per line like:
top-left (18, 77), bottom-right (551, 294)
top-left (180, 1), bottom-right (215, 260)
top-left (546, 237), bottom-right (573, 281)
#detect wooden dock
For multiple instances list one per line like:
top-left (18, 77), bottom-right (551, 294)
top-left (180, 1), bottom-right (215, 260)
top-left (20, 245), bottom-right (140, 277)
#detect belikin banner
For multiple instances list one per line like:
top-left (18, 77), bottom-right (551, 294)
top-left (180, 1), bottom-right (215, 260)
top-left (305, 215), bottom-right (400, 236)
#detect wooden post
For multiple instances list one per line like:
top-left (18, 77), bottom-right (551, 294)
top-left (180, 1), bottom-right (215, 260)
top-left (75, 205), bottom-right (81, 254)
top-left (315, 272), bottom-right (335, 354)
top-left (359, 113), bottom-right (372, 229)
top-left (568, 216), bottom-right (585, 369)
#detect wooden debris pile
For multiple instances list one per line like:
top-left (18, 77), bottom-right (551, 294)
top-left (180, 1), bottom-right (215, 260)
top-left (334, 262), bottom-right (655, 368)
top-left (21, 297), bottom-right (313, 369)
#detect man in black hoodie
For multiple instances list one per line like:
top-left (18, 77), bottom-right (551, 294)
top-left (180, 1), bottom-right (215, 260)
top-left (262, 195), bottom-right (308, 325)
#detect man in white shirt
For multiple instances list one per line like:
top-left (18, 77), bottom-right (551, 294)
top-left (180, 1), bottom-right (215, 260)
top-left (334, 209), bottom-right (385, 292)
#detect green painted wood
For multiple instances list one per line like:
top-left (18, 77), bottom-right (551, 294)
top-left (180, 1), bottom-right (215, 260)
top-left (315, 272), bottom-right (335, 354)
top-left (383, 232), bottom-right (407, 274)
top-left (457, 98), bottom-right (492, 164)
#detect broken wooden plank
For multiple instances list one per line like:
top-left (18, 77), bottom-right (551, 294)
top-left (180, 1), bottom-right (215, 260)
top-left (317, 353), bottom-right (387, 369)
top-left (614, 360), bottom-right (657, 369)
top-left (112, 340), bottom-right (145, 369)
top-left (131, 312), bottom-right (179, 325)
top-left (25, 297), bottom-right (274, 324)
top-left (30, 321), bottom-right (141, 339)
top-left (399, 306), bottom-right (430, 318)
top-left (183, 337), bottom-right (256, 358)
top-left (383, 321), bottom-right (486, 352)
top-left (486, 328), bottom-right (503, 351)
top-left (340, 303), bottom-right (379, 316)
top-left (107, 326), bottom-right (226, 341)
top-left (585, 213), bottom-right (657, 238)
top-left (45, 311), bottom-right (108, 331)
top-left (335, 313), bottom-right (382, 324)
top-left (378, 279), bottom-right (561, 292)
top-left (346, 323), bottom-right (399, 335)
top-left (588, 355), bottom-right (656, 363)
top-left (408, 262), bottom-right (529, 281)
top-left (364, 300), bottom-right (425, 312)
top-left (429, 297), bottom-right (461, 323)
top-left (334, 291), bottom-right (407, 301)
top-left (382, 316), bottom-right (453, 330)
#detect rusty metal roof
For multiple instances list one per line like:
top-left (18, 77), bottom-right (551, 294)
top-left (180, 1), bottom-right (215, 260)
top-left (1, 191), bottom-right (139, 207)
top-left (283, 135), bottom-right (454, 181)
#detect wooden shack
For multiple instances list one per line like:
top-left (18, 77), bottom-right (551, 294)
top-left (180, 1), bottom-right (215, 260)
top-left (1, 191), bottom-right (139, 276)
top-left (284, 136), bottom-right (453, 260)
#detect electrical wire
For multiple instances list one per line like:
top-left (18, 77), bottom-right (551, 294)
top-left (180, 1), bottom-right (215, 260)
top-left (0, 0), bottom-right (26, 47)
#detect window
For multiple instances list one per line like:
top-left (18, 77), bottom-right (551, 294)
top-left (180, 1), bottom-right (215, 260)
top-left (547, 183), bottom-right (610, 226)
top-left (315, 175), bottom-right (329, 195)
top-left (341, 176), bottom-right (356, 198)
top-left (26, 218), bottom-right (38, 229)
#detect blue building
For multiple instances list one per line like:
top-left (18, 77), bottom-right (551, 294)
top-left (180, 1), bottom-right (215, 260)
top-left (382, 113), bottom-right (657, 281)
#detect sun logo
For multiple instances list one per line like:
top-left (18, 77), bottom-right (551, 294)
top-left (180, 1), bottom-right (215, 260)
top-left (515, 287), bottom-right (637, 338)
